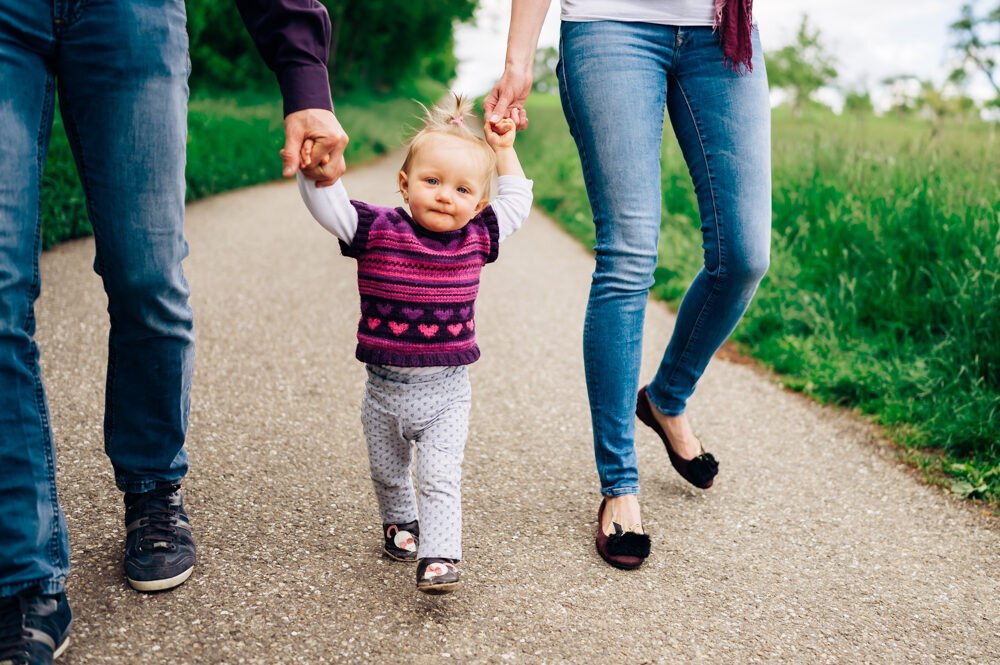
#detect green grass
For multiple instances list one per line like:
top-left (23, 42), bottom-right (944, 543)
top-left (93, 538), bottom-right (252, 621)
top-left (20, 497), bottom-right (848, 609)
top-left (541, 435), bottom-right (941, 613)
top-left (40, 78), bottom-right (447, 249)
top-left (517, 94), bottom-right (1000, 505)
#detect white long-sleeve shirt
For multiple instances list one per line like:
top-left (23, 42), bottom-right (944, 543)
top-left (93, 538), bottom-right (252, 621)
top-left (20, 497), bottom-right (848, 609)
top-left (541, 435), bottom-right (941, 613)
top-left (297, 172), bottom-right (534, 245)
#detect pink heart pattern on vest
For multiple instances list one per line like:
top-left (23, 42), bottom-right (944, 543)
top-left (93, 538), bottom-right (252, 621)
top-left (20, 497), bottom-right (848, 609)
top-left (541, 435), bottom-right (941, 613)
top-left (447, 323), bottom-right (463, 337)
top-left (466, 320), bottom-right (474, 331)
top-left (366, 318), bottom-right (381, 330)
top-left (418, 324), bottom-right (439, 338)
top-left (388, 321), bottom-right (409, 336)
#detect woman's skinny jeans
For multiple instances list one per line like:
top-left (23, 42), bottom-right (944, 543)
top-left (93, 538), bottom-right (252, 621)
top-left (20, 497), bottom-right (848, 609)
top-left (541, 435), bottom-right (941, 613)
top-left (557, 21), bottom-right (771, 497)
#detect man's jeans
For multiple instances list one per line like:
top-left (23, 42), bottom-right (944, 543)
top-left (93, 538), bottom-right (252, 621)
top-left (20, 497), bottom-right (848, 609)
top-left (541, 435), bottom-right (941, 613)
top-left (0, 0), bottom-right (194, 597)
top-left (558, 21), bottom-right (772, 496)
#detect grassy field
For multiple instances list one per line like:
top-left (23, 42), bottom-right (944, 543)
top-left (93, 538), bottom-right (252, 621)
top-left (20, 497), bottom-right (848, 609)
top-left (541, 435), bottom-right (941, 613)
top-left (39, 79), bottom-right (446, 249)
top-left (515, 94), bottom-right (1000, 505)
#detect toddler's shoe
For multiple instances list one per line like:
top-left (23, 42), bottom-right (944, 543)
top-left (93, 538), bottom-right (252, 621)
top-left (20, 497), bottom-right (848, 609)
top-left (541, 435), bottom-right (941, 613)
top-left (383, 520), bottom-right (419, 562)
top-left (416, 558), bottom-right (460, 595)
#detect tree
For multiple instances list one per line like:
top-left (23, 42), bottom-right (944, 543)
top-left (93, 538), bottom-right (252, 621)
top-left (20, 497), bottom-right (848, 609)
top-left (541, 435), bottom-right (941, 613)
top-left (186, 1), bottom-right (273, 92)
top-left (843, 88), bottom-right (874, 117)
top-left (950, 2), bottom-right (1000, 107)
top-left (882, 75), bottom-right (922, 116)
top-left (532, 47), bottom-right (559, 94)
top-left (327, 0), bottom-right (477, 93)
top-left (918, 80), bottom-right (979, 126)
top-left (766, 15), bottom-right (838, 116)
top-left (184, 0), bottom-right (478, 95)
top-left (881, 75), bottom-right (980, 131)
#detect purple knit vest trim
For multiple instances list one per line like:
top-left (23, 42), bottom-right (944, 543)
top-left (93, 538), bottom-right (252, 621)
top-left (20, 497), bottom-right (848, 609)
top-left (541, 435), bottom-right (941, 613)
top-left (713, 0), bottom-right (754, 73)
top-left (340, 202), bottom-right (500, 367)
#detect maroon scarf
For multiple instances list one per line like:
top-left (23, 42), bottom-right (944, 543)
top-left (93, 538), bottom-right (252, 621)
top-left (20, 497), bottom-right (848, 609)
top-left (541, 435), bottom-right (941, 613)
top-left (714, 0), bottom-right (754, 73)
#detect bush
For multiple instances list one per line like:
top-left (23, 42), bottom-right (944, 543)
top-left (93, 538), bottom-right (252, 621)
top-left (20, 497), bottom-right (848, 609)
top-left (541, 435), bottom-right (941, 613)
top-left (185, 0), bottom-right (475, 95)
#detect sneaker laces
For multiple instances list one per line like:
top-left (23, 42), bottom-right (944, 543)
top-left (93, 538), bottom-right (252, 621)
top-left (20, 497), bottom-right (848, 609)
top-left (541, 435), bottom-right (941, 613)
top-left (133, 486), bottom-right (182, 553)
top-left (0, 593), bottom-right (30, 664)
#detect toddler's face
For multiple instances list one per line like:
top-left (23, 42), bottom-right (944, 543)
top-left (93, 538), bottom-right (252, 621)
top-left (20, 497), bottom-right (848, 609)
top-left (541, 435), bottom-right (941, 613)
top-left (399, 134), bottom-right (489, 233)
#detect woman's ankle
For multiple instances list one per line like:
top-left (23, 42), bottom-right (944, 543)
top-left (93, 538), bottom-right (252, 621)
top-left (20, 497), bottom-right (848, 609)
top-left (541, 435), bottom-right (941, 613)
top-left (602, 494), bottom-right (643, 534)
top-left (645, 397), bottom-right (702, 459)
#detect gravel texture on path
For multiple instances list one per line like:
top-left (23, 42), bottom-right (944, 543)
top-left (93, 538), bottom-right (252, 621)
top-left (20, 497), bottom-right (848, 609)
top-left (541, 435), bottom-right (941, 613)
top-left (36, 152), bottom-right (999, 664)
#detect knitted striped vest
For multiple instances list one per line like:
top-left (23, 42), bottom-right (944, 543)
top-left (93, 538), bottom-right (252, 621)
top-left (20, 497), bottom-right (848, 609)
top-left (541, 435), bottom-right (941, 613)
top-left (340, 201), bottom-right (499, 367)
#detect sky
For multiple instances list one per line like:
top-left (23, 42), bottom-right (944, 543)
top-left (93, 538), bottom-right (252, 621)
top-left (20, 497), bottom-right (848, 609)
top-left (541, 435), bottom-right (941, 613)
top-left (453, 0), bottom-right (991, 111)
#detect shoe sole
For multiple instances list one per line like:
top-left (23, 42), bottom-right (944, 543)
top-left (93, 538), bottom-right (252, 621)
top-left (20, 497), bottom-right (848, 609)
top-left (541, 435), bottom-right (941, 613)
top-left (383, 548), bottom-right (418, 563)
top-left (127, 566), bottom-right (193, 592)
top-left (416, 581), bottom-right (461, 595)
top-left (54, 636), bottom-right (70, 660)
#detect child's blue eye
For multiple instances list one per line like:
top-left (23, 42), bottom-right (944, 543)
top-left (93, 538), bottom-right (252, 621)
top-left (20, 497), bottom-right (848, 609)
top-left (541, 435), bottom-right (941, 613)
top-left (457, 186), bottom-right (470, 194)
top-left (425, 178), bottom-right (438, 185)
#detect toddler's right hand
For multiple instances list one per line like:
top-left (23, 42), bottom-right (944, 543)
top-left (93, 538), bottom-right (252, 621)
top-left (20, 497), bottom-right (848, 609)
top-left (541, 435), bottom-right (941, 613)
top-left (300, 138), bottom-right (339, 188)
top-left (485, 117), bottom-right (518, 151)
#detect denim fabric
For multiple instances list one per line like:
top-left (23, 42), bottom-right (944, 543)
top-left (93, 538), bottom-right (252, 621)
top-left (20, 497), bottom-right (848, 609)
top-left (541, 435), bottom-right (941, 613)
top-left (557, 20), bottom-right (771, 496)
top-left (0, 0), bottom-right (193, 596)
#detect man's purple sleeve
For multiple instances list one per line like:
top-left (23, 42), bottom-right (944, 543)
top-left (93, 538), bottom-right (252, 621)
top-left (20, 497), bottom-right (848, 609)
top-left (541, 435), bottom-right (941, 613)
top-left (234, 0), bottom-right (334, 117)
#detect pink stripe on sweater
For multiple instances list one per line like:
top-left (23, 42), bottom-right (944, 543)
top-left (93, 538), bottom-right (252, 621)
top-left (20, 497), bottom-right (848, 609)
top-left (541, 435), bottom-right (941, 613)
top-left (358, 256), bottom-right (485, 271)
top-left (357, 332), bottom-right (475, 352)
top-left (359, 283), bottom-right (481, 300)
top-left (366, 232), bottom-right (491, 256)
top-left (359, 268), bottom-right (483, 285)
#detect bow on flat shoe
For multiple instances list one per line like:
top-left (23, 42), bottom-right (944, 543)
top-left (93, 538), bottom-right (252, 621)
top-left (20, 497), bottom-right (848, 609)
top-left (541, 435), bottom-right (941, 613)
top-left (595, 499), bottom-right (650, 570)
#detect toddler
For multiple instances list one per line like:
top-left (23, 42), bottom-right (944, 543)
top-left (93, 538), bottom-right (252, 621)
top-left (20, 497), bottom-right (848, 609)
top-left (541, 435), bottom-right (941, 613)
top-left (297, 96), bottom-right (532, 594)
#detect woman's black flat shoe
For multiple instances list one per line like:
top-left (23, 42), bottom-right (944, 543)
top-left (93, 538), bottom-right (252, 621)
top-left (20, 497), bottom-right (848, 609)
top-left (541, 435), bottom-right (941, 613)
top-left (595, 499), bottom-right (650, 570)
top-left (636, 386), bottom-right (718, 489)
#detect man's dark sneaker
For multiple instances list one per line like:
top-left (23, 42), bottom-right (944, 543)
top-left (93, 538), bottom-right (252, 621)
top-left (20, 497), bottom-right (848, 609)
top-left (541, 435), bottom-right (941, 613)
top-left (383, 521), bottom-right (419, 562)
top-left (416, 558), bottom-right (460, 595)
top-left (123, 484), bottom-right (196, 592)
top-left (0, 586), bottom-right (72, 665)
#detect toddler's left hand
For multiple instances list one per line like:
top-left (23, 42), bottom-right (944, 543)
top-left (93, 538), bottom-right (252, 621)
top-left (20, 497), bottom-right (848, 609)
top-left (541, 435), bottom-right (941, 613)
top-left (485, 116), bottom-right (518, 151)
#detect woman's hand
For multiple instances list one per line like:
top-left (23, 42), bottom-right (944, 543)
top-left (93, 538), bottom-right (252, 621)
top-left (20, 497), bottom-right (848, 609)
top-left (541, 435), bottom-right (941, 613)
top-left (483, 68), bottom-right (533, 131)
top-left (483, 0), bottom-right (552, 129)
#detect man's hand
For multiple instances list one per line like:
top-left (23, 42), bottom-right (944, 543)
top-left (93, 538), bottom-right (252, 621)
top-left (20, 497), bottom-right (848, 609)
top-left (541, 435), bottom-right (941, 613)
top-left (282, 108), bottom-right (348, 187)
top-left (483, 68), bottom-right (532, 131)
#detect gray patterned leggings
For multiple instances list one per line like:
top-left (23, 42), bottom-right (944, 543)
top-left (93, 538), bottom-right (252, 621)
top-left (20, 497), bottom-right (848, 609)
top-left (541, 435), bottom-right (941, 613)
top-left (361, 364), bottom-right (470, 560)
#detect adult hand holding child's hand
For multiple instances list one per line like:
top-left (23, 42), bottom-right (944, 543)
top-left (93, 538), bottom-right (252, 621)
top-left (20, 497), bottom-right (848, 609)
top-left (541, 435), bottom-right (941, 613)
top-left (282, 108), bottom-right (349, 188)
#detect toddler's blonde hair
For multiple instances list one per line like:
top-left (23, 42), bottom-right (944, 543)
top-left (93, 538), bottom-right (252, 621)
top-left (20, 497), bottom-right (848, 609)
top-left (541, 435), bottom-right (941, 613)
top-left (401, 94), bottom-right (496, 200)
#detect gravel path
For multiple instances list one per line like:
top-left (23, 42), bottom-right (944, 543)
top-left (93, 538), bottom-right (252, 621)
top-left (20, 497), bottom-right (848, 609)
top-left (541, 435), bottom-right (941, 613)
top-left (36, 152), bottom-right (999, 664)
